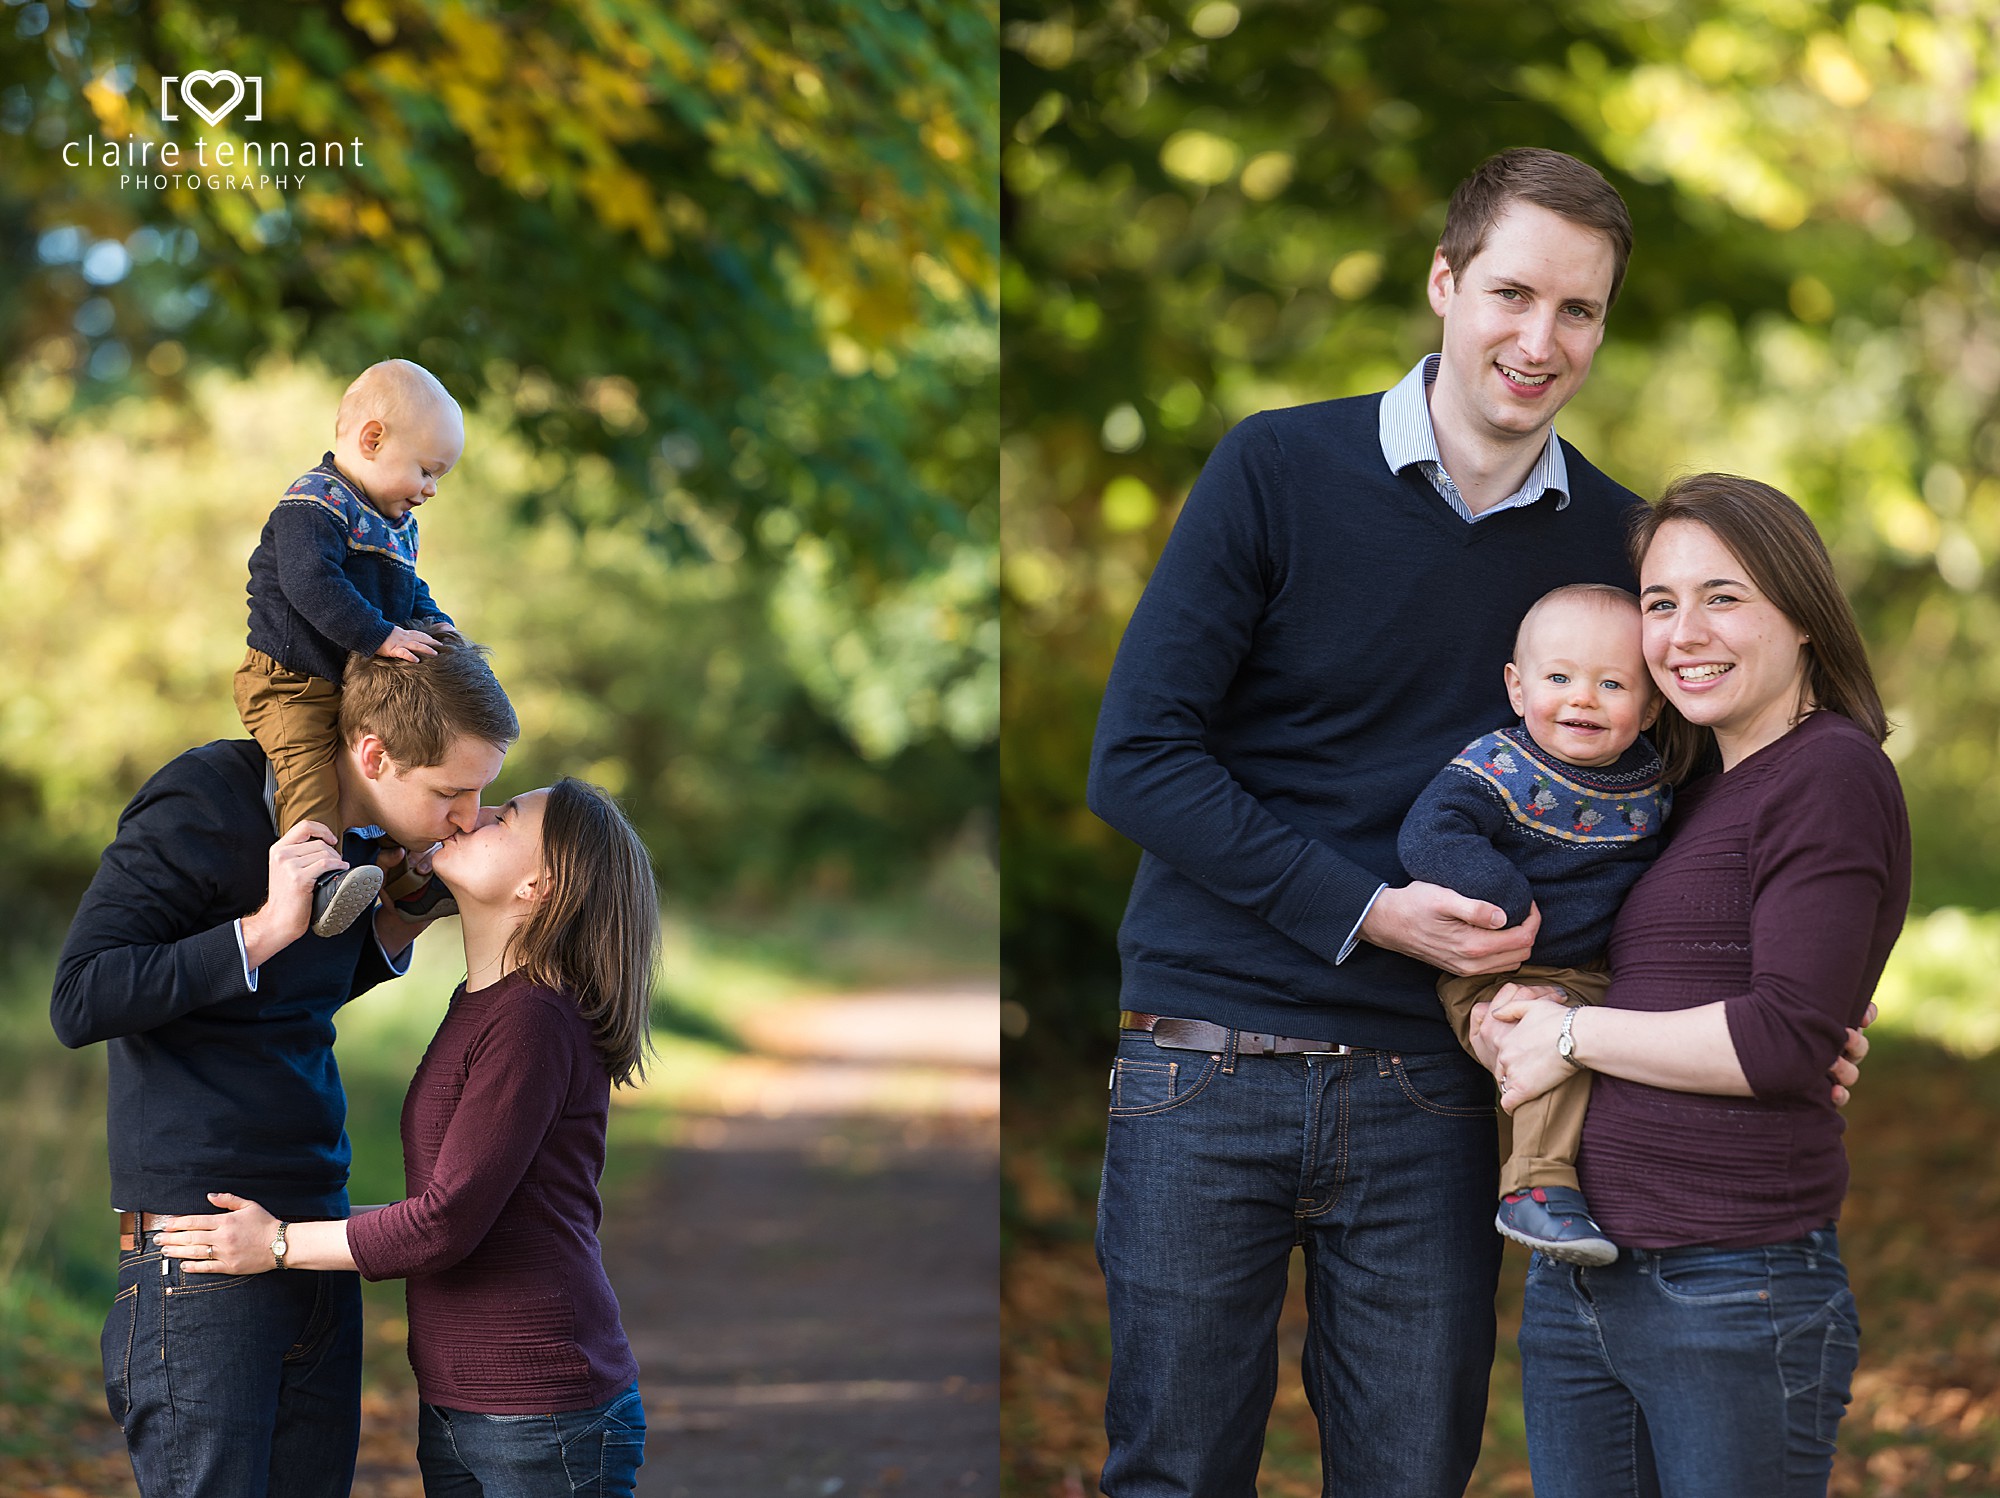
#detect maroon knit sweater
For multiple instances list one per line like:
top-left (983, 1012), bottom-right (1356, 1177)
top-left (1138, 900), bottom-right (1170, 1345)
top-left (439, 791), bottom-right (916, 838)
top-left (346, 970), bottom-right (639, 1413)
top-left (1577, 711), bottom-right (1911, 1248)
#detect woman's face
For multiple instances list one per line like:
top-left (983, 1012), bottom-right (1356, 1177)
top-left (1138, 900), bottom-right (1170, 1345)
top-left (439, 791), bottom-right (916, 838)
top-left (429, 787), bottom-right (550, 907)
top-left (1639, 519), bottom-right (1811, 767)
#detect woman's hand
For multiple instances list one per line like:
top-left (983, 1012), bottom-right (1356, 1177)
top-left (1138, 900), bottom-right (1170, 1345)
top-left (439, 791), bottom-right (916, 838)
top-left (156, 1192), bottom-right (281, 1275)
top-left (1486, 987), bottom-right (1579, 1112)
top-left (1467, 983), bottom-right (1566, 1074)
top-left (1830, 1002), bottom-right (1877, 1108)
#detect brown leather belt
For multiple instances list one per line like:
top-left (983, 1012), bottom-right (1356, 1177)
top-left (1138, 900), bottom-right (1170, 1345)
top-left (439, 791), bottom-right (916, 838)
top-left (118, 1210), bottom-right (177, 1252)
top-left (1120, 1011), bottom-right (1362, 1058)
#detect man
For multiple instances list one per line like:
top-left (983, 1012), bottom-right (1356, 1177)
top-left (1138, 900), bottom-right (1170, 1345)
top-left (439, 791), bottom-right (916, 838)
top-left (52, 636), bottom-right (518, 1498)
top-left (1085, 149), bottom-right (1643, 1496)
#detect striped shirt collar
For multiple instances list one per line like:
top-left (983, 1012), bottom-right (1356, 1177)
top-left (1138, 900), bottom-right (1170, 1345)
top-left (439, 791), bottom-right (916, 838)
top-left (1377, 353), bottom-right (1571, 523)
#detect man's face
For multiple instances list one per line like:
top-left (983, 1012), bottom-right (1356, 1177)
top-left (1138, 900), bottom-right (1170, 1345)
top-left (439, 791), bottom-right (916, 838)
top-left (1426, 199), bottom-right (1616, 451)
top-left (352, 402), bottom-right (464, 522)
top-left (354, 733), bottom-right (508, 850)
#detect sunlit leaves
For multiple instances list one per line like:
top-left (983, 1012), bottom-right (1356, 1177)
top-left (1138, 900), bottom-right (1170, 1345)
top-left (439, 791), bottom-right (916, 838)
top-left (1003, 0), bottom-right (2000, 1037)
top-left (0, 0), bottom-right (998, 569)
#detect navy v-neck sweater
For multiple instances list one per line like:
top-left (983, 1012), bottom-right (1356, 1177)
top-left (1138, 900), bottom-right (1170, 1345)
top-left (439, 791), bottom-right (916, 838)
top-left (1087, 394), bottom-right (1641, 1050)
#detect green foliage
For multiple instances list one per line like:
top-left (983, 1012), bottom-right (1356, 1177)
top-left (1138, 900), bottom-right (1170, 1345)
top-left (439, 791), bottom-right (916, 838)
top-left (1001, 0), bottom-right (2000, 1046)
top-left (1, 0), bottom-right (998, 573)
top-left (0, 362), bottom-right (990, 929)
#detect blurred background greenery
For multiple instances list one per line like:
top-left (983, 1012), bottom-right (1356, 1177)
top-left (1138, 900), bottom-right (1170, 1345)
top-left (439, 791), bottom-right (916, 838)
top-left (1000, 0), bottom-right (2000, 1061)
top-left (999, 2), bottom-right (2000, 1493)
top-left (0, 0), bottom-right (997, 1482)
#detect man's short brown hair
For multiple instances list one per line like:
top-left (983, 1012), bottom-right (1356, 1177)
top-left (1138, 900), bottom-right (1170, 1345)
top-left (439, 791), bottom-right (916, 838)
top-left (1439, 148), bottom-right (1635, 307)
top-left (338, 632), bottom-right (519, 766)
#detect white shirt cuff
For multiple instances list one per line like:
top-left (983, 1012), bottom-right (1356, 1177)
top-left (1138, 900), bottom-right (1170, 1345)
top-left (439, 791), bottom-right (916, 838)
top-left (375, 922), bottom-right (414, 976)
top-left (1336, 884), bottom-right (1390, 964)
top-left (234, 918), bottom-right (259, 992)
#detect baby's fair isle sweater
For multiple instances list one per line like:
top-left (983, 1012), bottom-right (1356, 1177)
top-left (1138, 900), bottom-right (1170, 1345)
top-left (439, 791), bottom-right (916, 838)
top-left (1396, 725), bottom-right (1669, 969)
top-left (246, 454), bottom-right (453, 683)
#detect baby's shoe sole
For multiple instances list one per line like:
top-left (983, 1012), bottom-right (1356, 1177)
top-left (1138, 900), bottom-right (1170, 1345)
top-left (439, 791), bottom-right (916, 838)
top-left (312, 864), bottom-right (385, 937)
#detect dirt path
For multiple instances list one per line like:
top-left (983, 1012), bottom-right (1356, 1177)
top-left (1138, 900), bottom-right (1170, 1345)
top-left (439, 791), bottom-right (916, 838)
top-left (609, 982), bottom-right (1000, 1497)
top-left (12, 983), bottom-right (998, 1498)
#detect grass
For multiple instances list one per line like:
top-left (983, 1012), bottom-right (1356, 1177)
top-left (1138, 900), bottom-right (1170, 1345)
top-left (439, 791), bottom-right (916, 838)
top-left (1002, 910), bottom-right (2000, 1497)
top-left (0, 856), bottom-right (994, 1491)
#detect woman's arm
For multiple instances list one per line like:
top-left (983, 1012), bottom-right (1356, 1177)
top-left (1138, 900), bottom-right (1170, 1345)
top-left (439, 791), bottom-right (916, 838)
top-left (1488, 995), bottom-right (1748, 1109)
top-left (156, 1192), bottom-right (358, 1274)
top-left (1491, 732), bottom-right (1905, 1109)
top-left (1482, 989), bottom-right (1873, 1111)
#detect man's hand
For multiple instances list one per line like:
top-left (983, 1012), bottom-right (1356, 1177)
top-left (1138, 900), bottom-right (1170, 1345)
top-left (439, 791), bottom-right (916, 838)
top-left (369, 840), bottom-right (444, 958)
top-left (1359, 882), bottom-right (1540, 975)
top-left (240, 822), bottom-right (346, 969)
top-left (374, 626), bottom-right (440, 662)
top-left (1830, 1001), bottom-right (1877, 1109)
top-left (373, 899), bottom-right (437, 958)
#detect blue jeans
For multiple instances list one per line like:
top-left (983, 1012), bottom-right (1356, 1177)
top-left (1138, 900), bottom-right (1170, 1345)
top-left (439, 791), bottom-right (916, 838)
top-left (1096, 1029), bottom-right (1503, 1497)
top-left (415, 1381), bottom-right (646, 1497)
top-left (1520, 1228), bottom-right (1860, 1498)
top-left (103, 1236), bottom-right (363, 1498)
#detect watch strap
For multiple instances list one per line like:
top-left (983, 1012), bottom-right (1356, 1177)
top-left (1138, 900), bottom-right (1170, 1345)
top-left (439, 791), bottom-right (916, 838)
top-left (1558, 1004), bottom-right (1585, 1069)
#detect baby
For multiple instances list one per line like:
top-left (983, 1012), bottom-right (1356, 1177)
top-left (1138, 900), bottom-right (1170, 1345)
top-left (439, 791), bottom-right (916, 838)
top-left (1397, 583), bottom-right (1670, 1265)
top-left (234, 359), bottom-right (465, 937)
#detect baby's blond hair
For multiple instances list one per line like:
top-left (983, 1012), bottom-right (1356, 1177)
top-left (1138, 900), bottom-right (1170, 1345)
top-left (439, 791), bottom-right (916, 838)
top-left (1511, 583), bottom-right (1641, 663)
top-left (334, 359), bottom-right (459, 441)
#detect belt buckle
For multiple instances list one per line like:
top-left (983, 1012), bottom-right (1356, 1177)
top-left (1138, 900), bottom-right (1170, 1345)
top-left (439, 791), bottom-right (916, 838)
top-left (1300, 1042), bottom-right (1354, 1056)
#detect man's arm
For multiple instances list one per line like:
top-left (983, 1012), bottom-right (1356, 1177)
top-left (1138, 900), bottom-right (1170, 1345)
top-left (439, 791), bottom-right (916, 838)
top-left (51, 774), bottom-right (339, 1047)
top-left (1087, 417), bottom-right (1374, 963)
top-left (1086, 415), bottom-right (1531, 976)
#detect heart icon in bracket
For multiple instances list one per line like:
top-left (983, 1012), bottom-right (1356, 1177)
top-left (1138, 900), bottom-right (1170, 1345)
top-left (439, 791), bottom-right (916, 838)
top-left (177, 69), bottom-right (247, 126)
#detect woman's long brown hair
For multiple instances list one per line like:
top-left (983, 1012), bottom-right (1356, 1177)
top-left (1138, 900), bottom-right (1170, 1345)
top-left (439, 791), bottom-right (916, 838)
top-left (1629, 473), bottom-right (1888, 784)
top-left (507, 779), bottom-right (659, 1087)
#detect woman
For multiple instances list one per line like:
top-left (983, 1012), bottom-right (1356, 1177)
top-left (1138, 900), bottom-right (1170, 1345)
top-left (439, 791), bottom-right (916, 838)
top-left (1478, 473), bottom-right (1910, 1497)
top-left (159, 777), bottom-right (659, 1498)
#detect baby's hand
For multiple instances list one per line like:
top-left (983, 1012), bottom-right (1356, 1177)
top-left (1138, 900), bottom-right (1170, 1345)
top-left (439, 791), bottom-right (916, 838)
top-left (375, 626), bottom-right (440, 662)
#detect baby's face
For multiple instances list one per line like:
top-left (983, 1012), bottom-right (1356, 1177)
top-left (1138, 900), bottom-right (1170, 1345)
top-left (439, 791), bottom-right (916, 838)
top-left (350, 402), bottom-right (464, 521)
top-left (1504, 599), bottom-right (1658, 767)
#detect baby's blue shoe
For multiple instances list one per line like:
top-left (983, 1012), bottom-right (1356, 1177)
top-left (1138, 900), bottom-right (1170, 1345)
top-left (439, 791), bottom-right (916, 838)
top-left (1496, 1186), bottom-right (1618, 1266)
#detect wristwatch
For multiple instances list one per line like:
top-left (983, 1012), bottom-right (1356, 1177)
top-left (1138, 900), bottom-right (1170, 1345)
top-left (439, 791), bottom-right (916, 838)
top-left (1557, 1004), bottom-right (1586, 1070)
top-left (270, 1220), bottom-right (291, 1271)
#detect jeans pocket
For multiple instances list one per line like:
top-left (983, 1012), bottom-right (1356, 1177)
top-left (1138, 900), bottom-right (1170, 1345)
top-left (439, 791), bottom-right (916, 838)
top-left (1814, 1295), bottom-right (1860, 1444)
top-left (1652, 1249), bottom-right (1772, 1305)
top-left (1106, 1041), bottom-right (1218, 1117)
top-left (556, 1387), bottom-right (646, 1496)
top-left (1388, 1049), bottom-right (1494, 1118)
top-left (1776, 1284), bottom-right (1860, 1398)
top-left (101, 1283), bottom-right (139, 1428)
